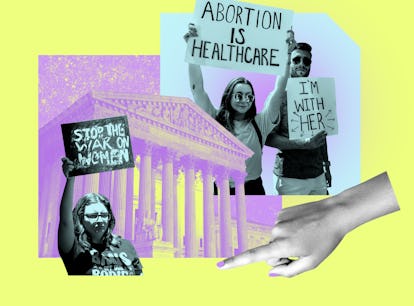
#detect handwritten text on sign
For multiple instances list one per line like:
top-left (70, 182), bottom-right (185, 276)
top-left (185, 0), bottom-right (293, 75)
top-left (61, 116), bottom-right (134, 176)
top-left (286, 77), bottom-right (338, 140)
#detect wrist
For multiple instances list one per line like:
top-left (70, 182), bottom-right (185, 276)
top-left (286, 54), bottom-right (292, 67)
top-left (323, 194), bottom-right (353, 237)
top-left (331, 188), bottom-right (364, 234)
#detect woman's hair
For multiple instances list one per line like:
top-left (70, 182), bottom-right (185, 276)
top-left (72, 193), bottom-right (120, 251)
top-left (215, 77), bottom-right (257, 133)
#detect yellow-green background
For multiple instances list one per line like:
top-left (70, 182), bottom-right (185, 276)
top-left (1, 0), bottom-right (411, 305)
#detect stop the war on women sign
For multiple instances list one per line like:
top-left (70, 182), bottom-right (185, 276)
top-left (185, 0), bottom-right (293, 75)
top-left (61, 116), bottom-right (134, 176)
top-left (286, 77), bottom-right (338, 140)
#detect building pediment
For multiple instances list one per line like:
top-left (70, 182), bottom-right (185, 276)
top-left (40, 91), bottom-right (253, 172)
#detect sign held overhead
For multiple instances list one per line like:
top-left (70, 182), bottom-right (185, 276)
top-left (61, 115), bottom-right (134, 176)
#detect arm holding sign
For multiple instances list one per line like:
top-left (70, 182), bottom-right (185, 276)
top-left (58, 158), bottom-right (76, 255)
top-left (217, 172), bottom-right (399, 277)
top-left (186, 24), bottom-right (217, 117)
top-left (188, 63), bottom-right (217, 117)
top-left (262, 30), bottom-right (297, 123)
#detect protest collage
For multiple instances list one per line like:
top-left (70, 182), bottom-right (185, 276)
top-left (38, 0), bottom-right (362, 271)
top-left (38, 0), bottom-right (398, 276)
top-left (2, 0), bottom-right (411, 305)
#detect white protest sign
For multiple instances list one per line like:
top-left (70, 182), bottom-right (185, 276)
top-left (185, 0), bottom-right (293, 75)
top-left (286, 77), bottom-right (338, 140)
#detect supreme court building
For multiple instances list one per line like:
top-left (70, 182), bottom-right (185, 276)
top-left (38, 91), bottom-right (275, 258)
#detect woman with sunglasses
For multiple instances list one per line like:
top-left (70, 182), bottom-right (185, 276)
top-left (58, 157), bottom-right (143, 275)
top-left (184, 24), bottom-right (296, 195)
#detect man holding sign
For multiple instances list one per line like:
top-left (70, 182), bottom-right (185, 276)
top-left (266, 42), bottom-right (332, 195)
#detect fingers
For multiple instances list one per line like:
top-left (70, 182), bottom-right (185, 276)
top-left (61, 157), bottom-right (74, 164)
top-left (61, 157), bottom-right (75, 178)
top-left (266, 257), bottom-right (292, 267)
top-left (188, 23), bottom-right (196, 32)
top-left (286, 29), bottom-right (295, 43)
top-left (286, 29), bottom-right (296, 54)
top-left (217, 241), bottom-right (287, 270)
top-left (183, 33), bottom-right (191, 42)
top-left (269, 256), bottom-right (315, 278)
top-left (184, 23), bottom-right (198, 42)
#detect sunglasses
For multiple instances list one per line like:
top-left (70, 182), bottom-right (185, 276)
top-left (292, 56), bottom-right (312, 66)
top-left (232, 92), bottom-right (255, 103)
top-left (84, 213), bottom-right (109, 220)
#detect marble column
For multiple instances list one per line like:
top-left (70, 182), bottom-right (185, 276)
top-left (83, 173), bottom-right (100, 194)
top-left (183, 155), bottom-right (197, 257)
top-left (38, 156), bottom-right (52, 257)
top-left (151, 156), bottom-right (159, 223)
top-left (40, 159), bottom-right (62, 257)
top-left (73, 175), bottom-right (85, 205)
top-left (234, 171), bottom-right (248, 253)
top-left (112, 169), bottom-right (127, 237)
top-left (161, 148), bottom-right (174, 243)
top-left (137, 142), bottom-right (153, 235)
top-left (173, 163), bottom-right (181, 257)
top-left (99, 171), bottom-right (112, 199)
top-left (124, 166), bottom-right (135, 241)
top-left (202, 162), bottom-right (216, 257)
top-left (217, 168), bottom-right (232, 257)
top-left (38, 154), bottom-right (52, 254)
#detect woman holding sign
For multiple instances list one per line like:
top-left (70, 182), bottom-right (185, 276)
top-left (58, 158), bottom-right (143, 275)
top-left (184, 24), bottom-right (295, 195)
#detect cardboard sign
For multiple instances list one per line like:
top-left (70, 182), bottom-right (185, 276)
top-left (61, 116), bottom-right (134, 176)
top-left (286, 77), bottom-right (338, 140)
top-left (185, 0), bottom-right (293, 75)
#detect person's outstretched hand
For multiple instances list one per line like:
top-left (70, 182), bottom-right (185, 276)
top-left (217, 172), bottom-right (399, 277)
top-left (217, 198), bottom-right (345, 277)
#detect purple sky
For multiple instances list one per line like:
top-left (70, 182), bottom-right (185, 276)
top-left (38, 55), bottom-right (160, 128)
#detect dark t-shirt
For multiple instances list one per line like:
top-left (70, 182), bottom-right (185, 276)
top-left (272, 93), bottom-right (326, 179)
top-left (60, 238), bottom-right (143, 276)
